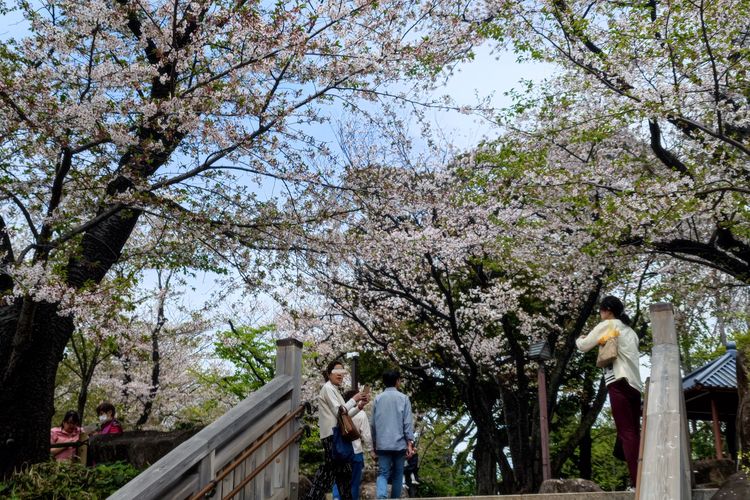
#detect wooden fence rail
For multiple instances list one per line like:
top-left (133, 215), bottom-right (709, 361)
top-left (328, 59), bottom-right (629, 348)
top-left (638, 303), bottom-right (691, 500)
top-left (108, 338), bottom-right (303, 500)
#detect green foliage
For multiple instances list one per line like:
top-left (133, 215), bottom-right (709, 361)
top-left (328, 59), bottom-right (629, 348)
top-left (589, 418), bottom-right (629, 491)
top-left (689, 420), bottom-right (728, 460)
top-left (412, 413), bottom-right (475, 496)
top-left (558, 413), bottom-right (629, 491)
top-left (202, 324), bottom-right (276, 399)
top-left (299, 422), bottom-right (324, 477)
top-left (0, 461), bottom-right (139, 499)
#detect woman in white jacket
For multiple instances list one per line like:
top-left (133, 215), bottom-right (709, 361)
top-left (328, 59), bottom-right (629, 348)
top-left (305, 360), bottom-right (368, 500)
top-left (576, 296), bottom-right (642, 486)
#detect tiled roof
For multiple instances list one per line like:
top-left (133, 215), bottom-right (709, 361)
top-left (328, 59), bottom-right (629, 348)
top-left (683, 342), bottom-right (737, 392)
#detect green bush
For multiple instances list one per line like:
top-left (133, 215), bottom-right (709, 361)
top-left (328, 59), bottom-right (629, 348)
top-left (0, 461), bottom-right (139, 499)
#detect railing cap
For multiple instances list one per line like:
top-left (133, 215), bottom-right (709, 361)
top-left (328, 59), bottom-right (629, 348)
top-left (276, 338), bottom-right (303, 348)
top-left (649, 302), bottom-right (674, 313)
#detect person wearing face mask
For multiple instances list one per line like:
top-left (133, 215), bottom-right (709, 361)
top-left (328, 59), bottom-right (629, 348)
top-left (304, 360), bottom-right (369, 500)
top-left (94, 402), bottom-right (123, 435)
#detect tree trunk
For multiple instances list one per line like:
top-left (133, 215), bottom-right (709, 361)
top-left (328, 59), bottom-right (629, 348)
top-left (0, 300), bottom-right (74, 477)
top-left (736, 349), bottom-right (750, 470)
top-left (0, 209), bottom-right (144, 477)
top-left (500, 386), bottom-right (537, 492)
top-left (579, 427), bottom-right (592, 479)
top-left (75, 344), bottom-right (100, 420)
top-left (578, 374), bottom-right (594, 479)
top-left (461, 382), bottom-right (502, 494)
top-left (473, 427), bottom-right (498, 494)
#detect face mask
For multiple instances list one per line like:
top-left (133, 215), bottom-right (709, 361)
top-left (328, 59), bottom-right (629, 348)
top-left (98, 414), bottom-right (108, 423)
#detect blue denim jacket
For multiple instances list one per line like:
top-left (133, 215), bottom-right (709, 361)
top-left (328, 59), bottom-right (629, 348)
top-left (371, 387), bottom-right (414, 451)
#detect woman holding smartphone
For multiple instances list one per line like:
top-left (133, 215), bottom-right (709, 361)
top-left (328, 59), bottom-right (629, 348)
top-left (304, 360), bottom-right (368, 500)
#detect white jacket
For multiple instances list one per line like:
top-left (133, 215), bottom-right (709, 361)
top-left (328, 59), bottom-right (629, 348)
top-left (317, 381), bottom-right (360, 439)
top-left (576, 319), bottom-right (642, 392)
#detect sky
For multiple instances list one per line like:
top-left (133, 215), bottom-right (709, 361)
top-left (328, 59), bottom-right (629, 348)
top-left (185, 42), bottom-right (554, 325)
top-left (0, 2), bottom-right (554, 322)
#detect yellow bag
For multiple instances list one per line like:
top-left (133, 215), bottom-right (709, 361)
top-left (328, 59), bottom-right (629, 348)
top-left (596, 323), bottom-right (620, 368)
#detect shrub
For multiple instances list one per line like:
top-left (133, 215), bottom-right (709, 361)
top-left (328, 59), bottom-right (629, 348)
top-left (0, 461), bottom-right (139, 499)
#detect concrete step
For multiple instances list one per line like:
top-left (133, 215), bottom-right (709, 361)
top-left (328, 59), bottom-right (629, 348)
top-left (417, 490), bottom-right (717, 500)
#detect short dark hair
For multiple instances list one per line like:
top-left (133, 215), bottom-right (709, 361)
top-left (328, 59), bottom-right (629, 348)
top-left (323, 359), bottom-right (344, 382)
top-left (96, 402), bottom-right (117, 417)
top-left (61, 410), bottom-right (81, 428)
top-left (383, 369), bottom-right (400, 388)
top-left (343, 389), bottom-right (357, 401)
top-left (326, 360), bottom-right (344, 377)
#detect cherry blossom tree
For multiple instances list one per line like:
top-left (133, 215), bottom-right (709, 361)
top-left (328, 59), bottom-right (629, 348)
top-left (53, 274), bottom-right (133, 421)
top-left (288, 126), bottom-right (642, 491)
top-left (481, 0), bottom-right (750, 282)
top-left (475, 0), bottom-right (750, 464)
top-left (0, 0), bottom-right (475, 474)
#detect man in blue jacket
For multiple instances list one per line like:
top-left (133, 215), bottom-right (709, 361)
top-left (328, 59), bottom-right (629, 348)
top-left (370, 369), bottom-right (415, 499)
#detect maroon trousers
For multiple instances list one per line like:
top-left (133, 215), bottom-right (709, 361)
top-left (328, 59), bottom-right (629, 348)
top-left (607, 378), bottom-right (641, 484)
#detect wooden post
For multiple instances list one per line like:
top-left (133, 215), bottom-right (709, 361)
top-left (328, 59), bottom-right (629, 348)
top-left (711, 397), bottom-right (724, 459)
top-left (638, 303), bottom-right (691, 500)
top-left (276, 338), bottom-right (303, 500)
top-left (537, 364), bottom-right (551, 482)
top-left (634, 378), bottom-right (649, 499)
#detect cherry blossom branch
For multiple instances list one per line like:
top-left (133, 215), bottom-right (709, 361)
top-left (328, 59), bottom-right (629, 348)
top-left (19, 202), bottom-right (128, 263)
top-left (36, 148), bottom-right (74, 261)
top-left (698, 0), bottom-right (723, 136)
top-left (648, 119), bottom-right (692, 178)
top-left (0, 215), bottom-right (16, 268)
top-left (0, 187), bottom-right (39, 243)
top-left (649, 238), bottom-right (750, 283)
top-left (0, 90), bottom-right (38, 129)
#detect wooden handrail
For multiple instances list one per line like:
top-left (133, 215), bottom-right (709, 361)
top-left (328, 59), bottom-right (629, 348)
top-left (190, 404), bottom-right (306, 500)
top-left (109, 338), bottom-right (303, 500)
top-left (222, 428), bottom-right (304, 500)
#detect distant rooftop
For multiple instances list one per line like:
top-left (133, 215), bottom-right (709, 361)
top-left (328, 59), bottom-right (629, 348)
top-left (683, 341), bottom-right (737, 392)
top-left (683, 342), bottom-right (738, 422)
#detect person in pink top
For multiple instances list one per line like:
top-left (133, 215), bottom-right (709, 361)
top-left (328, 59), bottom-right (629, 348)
top-left (50, 410), bottom-right (83, 461)
top-left (94, 402), bottom-right (123, 435)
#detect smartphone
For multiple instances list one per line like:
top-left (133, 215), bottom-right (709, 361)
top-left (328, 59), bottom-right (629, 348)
top-left (362, 384), bottom-right (371, 395)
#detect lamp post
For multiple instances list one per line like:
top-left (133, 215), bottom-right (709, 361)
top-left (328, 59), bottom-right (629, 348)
top-left (346, 351), bottom-right (360, 391)
top-left (528, 339), bottom-right (553, 482)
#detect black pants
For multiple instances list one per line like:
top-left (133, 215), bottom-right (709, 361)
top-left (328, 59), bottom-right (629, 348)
top-left (304, 436), bottom-right (353, 500)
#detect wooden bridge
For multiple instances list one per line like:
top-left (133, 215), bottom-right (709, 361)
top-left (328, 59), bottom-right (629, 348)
top-left (109, 338), bottom-right (304, 500)
top-left (109, 304), bottom-right (719, 499)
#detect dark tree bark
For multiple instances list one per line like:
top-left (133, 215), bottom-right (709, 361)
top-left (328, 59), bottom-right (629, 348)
top-left (0, 131), bottom-right (183, 478)
top-left (736, 349), bottom-right (750, 471)
top-left (463, 383), bottom-right (502, 494)
top-left (500, 385), bottom-right (535, 492)
top-left (579, 428), bottom-right (592, 479)
top-left (0, 301), bottom-right (75, 476)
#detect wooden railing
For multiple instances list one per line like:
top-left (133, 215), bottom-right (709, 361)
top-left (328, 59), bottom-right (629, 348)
top-left (109, 338), bottom-right (304, 500)
top-left (638, 303), bottom-right (692, 500)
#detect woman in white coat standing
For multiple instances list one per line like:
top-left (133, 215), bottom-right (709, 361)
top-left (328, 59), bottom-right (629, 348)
top-left (305, 360), bottom-right (368, 500)
top-left (576, 295), bottom-right (642, 486)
